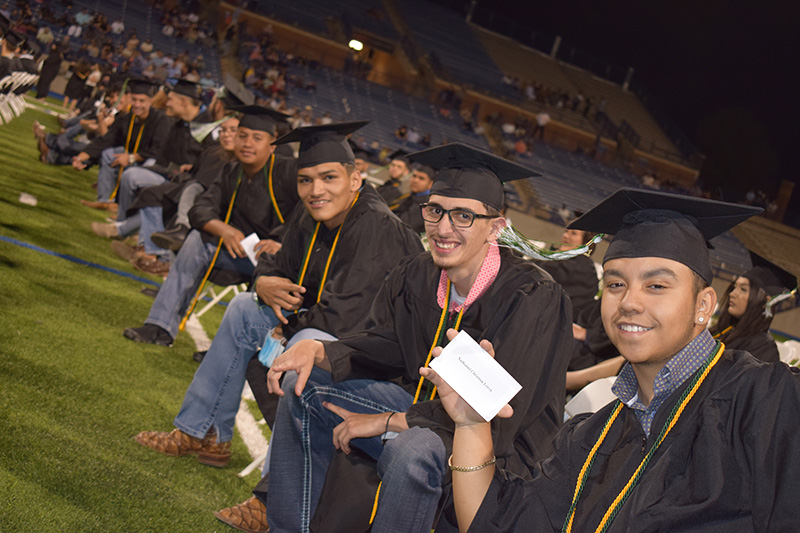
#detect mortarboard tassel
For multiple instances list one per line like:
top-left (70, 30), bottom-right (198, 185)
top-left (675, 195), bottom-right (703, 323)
top-left (764, 287), bottom-right (797, 318)
top-left (496, 223), bottom-right (604, 261)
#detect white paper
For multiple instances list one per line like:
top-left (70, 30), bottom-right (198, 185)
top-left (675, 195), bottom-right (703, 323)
top-left (429, 330), bottom-right (522, 421)
top-left (240, 233), bottom-right (261, 266)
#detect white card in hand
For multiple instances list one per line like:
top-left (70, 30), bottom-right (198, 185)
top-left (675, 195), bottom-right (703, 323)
top-left (429, 330), bottom-right (522, 422)
top-left (240, 233), bottom-right (261, 266)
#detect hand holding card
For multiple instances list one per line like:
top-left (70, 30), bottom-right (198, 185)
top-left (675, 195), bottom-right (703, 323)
top-left (429, 330), bottom-right (521, 421)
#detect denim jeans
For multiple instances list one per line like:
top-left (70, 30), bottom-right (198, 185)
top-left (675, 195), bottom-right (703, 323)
top-left (143, 229), bottom-right (254, 339)
top-left (139, 206), bottom-right (169, 258)
top-left (173, 291), bottom-right (280, 442)
top-left (96, 146), bottom-right (124, 203)
top-left (266, 369), bottom-right (446, 533)
top-left (117, 166), bottom-right (165, 222)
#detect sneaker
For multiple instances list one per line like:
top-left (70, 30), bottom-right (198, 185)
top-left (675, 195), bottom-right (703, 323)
top-left (123, 324), bottom-right (174, 347)
top-left (214, 496), bottom-right (269, 532)
top-left (193, 350), bottom-right (207, 363)
top-left (134, 428), bottom-right (231, 467)
top-left (91, 222), bottom-right (120, 238)
top-left (151, 224), bottom-right (190, 252)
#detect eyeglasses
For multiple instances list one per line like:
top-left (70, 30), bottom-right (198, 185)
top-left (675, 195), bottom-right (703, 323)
top-left (420, 203), bottom-right (498, 229)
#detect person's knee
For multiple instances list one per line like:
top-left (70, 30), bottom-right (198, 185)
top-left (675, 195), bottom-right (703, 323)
top-left (380, 427), bottom-right (447, 483)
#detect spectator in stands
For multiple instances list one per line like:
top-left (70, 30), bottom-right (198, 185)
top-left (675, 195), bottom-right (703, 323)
top-left (162, 21), bottom-right (174, 37)
top-left (67, 18), bottom-right (82, 38)
top-left (533, 110), bottom-right (550, 140)
top-left (422, 190), bottom-right (800, 532)
top-left (110, 17), bottom-right (124, 35)
top-left (241, 144), bottom-right (571, 533)
top-left (391, 163), bottom-right (434, 234)
top-left (122, 106), bottom-right (300, 341)
top-left (74, 79), bottom-right (169, 212)
top-left (710, 253), bottom-right (796, 363)
top-left (132, 123), bottom-right (422, 485)
top-left (36, 41), bottom-right (62, 100)
top-left (75, 8), bottom-right (92, 26)
top-left (36, 25), bottom-right (53, 45)
top-left (395, 124), bottom-right (408, 140)
top-left (140, 38), bottom-right (153, 54)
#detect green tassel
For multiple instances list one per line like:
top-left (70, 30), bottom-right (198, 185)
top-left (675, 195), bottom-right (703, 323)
top-left (496, 224), bottom-right (603, 261)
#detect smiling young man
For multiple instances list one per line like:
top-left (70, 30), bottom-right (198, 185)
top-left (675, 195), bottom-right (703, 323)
top-left (133, 122), bottom-right (422, 473)
top-left (123, 106), bottom-right (299, 346)
top-left (425, 188), bottom-right (800, 532)
top-left (247, 143), bottom-right (573, 533)
top-left (74, 79), bottom-right (169, 211)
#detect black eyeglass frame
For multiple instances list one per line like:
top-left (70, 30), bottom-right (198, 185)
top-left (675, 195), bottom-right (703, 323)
top-left (419, 202), bottom-right (499, 229)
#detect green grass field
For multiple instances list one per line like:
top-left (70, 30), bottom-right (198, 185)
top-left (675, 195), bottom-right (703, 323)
top-left (0, 100), bottom-right (263, 531)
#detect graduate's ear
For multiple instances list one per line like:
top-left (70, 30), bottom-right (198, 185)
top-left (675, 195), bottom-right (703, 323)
top-left (487, 216), bottom-right (506, 243)
top-left (345, 163), bottom-right (362, 192)
top-left (695, 285), bottom-right (717, 326)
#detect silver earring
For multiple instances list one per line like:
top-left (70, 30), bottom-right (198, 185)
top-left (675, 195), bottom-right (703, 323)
top-left (698, 317), bottom-right (704, 323)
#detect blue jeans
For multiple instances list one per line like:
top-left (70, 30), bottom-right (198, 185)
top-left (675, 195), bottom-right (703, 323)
top-left (143, 229), bottom-right (254, 339)
top-left (96, 146), bottom-right (124, 203)
top-left (117, 166), bottom-right (165, 223)
top-left (139, 206), bottom-right (169, 258)
top-left (266, 369), bottom-right (444, 533)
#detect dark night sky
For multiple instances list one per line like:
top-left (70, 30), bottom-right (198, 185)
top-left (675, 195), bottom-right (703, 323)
top-left (445, 1), bottom-right (799, 220)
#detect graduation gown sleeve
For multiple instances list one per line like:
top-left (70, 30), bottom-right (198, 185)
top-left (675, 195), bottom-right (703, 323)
top-left (724, 332), bottom-right (779, 363)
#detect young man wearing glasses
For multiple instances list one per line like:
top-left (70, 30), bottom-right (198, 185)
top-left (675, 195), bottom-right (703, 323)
top-left (232, 143), bottom-right (573, 532)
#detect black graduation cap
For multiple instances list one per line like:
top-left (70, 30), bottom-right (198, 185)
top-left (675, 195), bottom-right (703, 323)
top-left (218, 80), bottom-right (254, 108)
top-left (408, 142), bottom-right (538, 212)
top-left (744, 252), bottom-right (797, 297)
top-left (168, 79), bottom-right (201, 100)
top-left (389, 148), bottom-right (410, 166)
top-left (3, 30), bottom-right (23, 50)
top-left (0, 13), bottom-right (10, 35)
top-left (230, 105), bottom-right (290, 136)
top-left (347, 139), bottom-right (370, 161)
top-left (127, 78), bottom-right (160, 97)
top-left (412, 163), bottom-right (435, 179)
top-left (274, 121), bottom-right (369, 169)
top-left (568, 188), bottom-right (762, 284)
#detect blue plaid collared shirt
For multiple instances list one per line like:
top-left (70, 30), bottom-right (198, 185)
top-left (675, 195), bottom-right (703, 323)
top-left (611, 329), bottom-right (716, 436)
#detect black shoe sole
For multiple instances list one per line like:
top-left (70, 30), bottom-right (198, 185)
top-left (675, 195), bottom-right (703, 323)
top-left (123, 327), bottom-right (174, 347)
top-left (151, 232), bottom-right (186, 252)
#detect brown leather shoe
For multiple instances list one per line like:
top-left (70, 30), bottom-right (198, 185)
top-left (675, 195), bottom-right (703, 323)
top-left (81, 199), bottom-right (119, 212)
top-left (214, 496), bottom-right (269, 532)
top-left (131, 255), bottom-right (171, 275)
top-left (134, 428), bottom-right (231, 467)
top-left (111, 241), bottom-right (146, 261)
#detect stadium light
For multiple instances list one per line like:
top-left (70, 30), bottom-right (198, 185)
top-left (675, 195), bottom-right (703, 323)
top-left (349, 39), bottom-right (364, 51)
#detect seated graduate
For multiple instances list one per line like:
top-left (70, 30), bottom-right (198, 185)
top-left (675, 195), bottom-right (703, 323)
top-left (240, 144), bottom-right (573, 533)
top-left (145, 83), bottom-right (259, 253)
top-left (376, 149), bottom-right (410, 206)
top-left (710, 251), bottom-right (797, 363)
top-left (122, 106), bottom-right (299, 345)
top-left (423, 188), bottom-right (800, 532)
top-left (390, 163), bottom-right (434, 234)
top-left (133, 121), bottom-right (423, 467)
top-left (89, 79), bottom-right (212, 241)
top-left (73, 79), bottom-right (170, 212)
top-left (535, 224), bottom-right (599, 321)
top-left (111, 114), bottom-right (242, 273)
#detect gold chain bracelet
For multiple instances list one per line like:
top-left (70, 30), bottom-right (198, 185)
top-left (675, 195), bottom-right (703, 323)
top-left (448, 454), bottom-right (496, 472)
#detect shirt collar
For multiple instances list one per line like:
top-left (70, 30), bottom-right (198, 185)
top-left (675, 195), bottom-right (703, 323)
top-left (436, 244), bottom-right (501, 312)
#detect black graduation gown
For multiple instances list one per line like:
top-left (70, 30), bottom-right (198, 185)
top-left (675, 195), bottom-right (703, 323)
top-left (569, 298), bottom-right (618, 372)
top-left (144, 110), bottom-right (215, 177)
top-left (129, 142), bottom-right (235, 213)
top-left (82, 108), bottom-right (170, 162)
top-left (471, 350), bottom-right (800, 532)
top-left (188, 154), bottom-right (299, 246)
top-left (376, 178), bottom-right (403, 206)
top-left (724, 332), bottom-right (779, 363)
top-left (535, 254), bottom-right (598, 321)
top-left (325, 248), bottom-right (574, 476)
top-left (252, 183), bottom-right (424, 339)
top-left (392, 192), bottom-right (428, 234)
